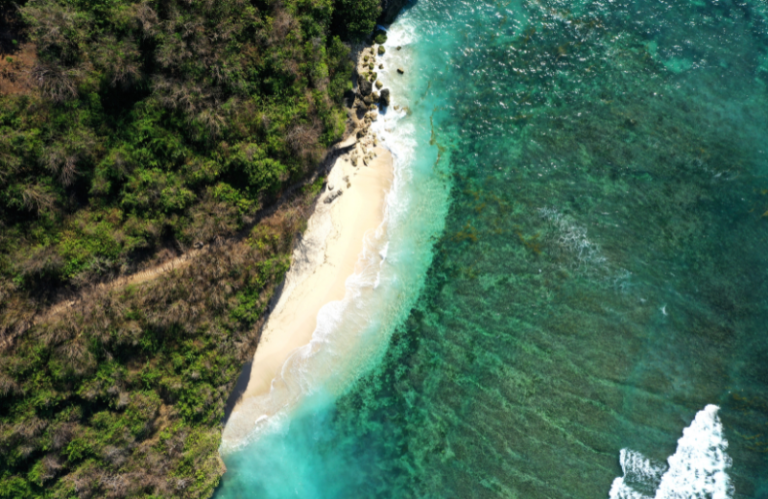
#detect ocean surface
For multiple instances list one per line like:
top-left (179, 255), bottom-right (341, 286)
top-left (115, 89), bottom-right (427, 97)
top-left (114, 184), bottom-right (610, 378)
top-left (215, 0), bottom-right (768, 497)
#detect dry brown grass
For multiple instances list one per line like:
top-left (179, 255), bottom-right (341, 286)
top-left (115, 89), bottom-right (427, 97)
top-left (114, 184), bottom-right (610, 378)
top-left (0, 42), bottom-right (37, 97)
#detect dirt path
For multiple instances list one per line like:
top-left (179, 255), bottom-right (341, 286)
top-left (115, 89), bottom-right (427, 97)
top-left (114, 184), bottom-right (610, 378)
top-left (31, 137), bottom-right (358, 327)
top-left (33, 248), bottom-right (202, 325)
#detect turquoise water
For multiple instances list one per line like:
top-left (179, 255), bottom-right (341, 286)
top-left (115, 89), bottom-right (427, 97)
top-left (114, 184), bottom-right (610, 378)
top-left (216, 0), bottom-right (768, 497)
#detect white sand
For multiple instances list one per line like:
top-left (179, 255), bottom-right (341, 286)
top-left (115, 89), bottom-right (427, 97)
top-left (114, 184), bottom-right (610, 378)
top-left (227, 142), bottom-right (393, 421)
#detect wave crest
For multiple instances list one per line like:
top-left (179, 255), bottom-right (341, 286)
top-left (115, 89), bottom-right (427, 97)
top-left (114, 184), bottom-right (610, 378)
top-left (609, 405), bottom-right (733, 499)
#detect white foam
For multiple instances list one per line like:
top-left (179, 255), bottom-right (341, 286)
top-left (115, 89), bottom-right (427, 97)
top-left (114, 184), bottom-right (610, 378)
top-left (374, 15), bottom-right (419, 104)
top-left (539, 207), bottom-right (607, 269)
top-left (609, 405), bottom-right (733, 499)
top-left (609, 449), bottom-right (666, 499)
top-left (381, 16), bottom-right (418, 47)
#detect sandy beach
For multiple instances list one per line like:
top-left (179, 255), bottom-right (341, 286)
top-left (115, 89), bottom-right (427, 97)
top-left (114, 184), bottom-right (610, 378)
top-left (224, 140), bottom-right (393, 427)
top-left (218, 36), bottom-right (399, 449)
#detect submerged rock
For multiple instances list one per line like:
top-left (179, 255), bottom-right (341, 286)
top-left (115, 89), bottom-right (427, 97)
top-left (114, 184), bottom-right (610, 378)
top-left (397, 68), bottom-right (405, 74)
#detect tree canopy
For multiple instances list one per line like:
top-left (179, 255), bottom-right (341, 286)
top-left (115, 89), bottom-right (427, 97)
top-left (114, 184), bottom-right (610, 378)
top-left (0, 0), bottom-right (381, 496)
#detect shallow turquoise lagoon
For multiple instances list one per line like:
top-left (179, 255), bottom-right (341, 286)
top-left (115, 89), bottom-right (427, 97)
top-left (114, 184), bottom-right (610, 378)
top-left (216, 0), bottom-right (768, 497)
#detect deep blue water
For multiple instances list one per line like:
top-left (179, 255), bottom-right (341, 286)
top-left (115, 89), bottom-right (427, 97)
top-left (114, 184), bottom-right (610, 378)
top-left (216, 0), bottom-right (768, 497)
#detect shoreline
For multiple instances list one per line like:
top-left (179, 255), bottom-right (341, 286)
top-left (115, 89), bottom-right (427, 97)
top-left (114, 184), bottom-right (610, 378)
top-left (221, 40), bottom-right (396, 443)
top-left (220, 31), bottom-right (403, 449)
top-left (232, 145), bottom-right (392, 402)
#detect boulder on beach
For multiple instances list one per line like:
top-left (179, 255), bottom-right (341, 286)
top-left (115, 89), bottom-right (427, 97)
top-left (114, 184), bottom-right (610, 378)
top-left (374, 30), bottom-right (387, 45)
top-left (379, 88), bottom-right (391, 107)
top-left (397, 68), bottom-right (405, 74)
top-left (378, 45), bottom-right (386, 55)
top-left (358, 74), bottom-right (373, 96)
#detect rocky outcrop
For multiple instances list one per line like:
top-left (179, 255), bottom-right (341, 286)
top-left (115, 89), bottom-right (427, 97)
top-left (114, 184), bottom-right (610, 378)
top-left (379, 0), bottom-right (409, 25)
top-left (358, 74), bottom-right (373, 96)
top-left (379, 88), bottom-right (390, 106)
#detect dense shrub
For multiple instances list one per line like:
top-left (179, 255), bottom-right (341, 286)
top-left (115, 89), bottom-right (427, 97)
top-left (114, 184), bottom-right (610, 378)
top-left (0, 0), bottom-right (386, 496)
top-left (332, 0), bottom-right (382, 40)
top-left (0, 0), bottom-right (363, 297)
top-left (0, 200), bottom-right (310, 498)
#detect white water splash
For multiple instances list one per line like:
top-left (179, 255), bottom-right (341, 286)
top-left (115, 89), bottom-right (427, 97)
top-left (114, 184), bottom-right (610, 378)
top-left (609, 405), bottom-right (733, 499)
top-left (539, 207), bottom-right (607, 269)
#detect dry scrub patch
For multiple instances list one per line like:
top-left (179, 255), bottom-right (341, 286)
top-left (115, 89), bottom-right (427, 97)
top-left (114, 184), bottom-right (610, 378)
top-left (0, 42), bottom-right (36, 96)
top-left (0, 196), bottom-right (312, 498)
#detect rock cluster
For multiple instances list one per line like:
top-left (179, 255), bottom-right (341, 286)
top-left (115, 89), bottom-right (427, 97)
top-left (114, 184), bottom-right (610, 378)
top-left (349, 129), bottom-right (380, 167)
top-left (358, 75), bottom-right (373, 96)
top-left (344, 34), bottom-right (403, 173)
top-left (324, 189), bottom-right (343, 204)
top-left (355, 45), bottom-right (391, 109)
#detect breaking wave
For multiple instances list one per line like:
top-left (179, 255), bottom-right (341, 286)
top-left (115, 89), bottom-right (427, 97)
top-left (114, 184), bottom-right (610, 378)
top-left (609, 405), bottom-right (733, 499)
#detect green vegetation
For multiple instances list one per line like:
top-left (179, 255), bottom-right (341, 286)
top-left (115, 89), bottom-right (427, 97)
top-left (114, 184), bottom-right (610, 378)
top-left (0, 0), bottom-right (383, 496)
top-left (0, 0), bottom-right (367, 295)
top-left (0, 206), bottom-right (306, 498)
top-left (331, 0), bottom-right (381, 40)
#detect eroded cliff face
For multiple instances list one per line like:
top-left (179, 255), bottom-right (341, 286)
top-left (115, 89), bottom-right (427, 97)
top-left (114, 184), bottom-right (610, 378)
top-left (379, 0), bottom-right (409, 24)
